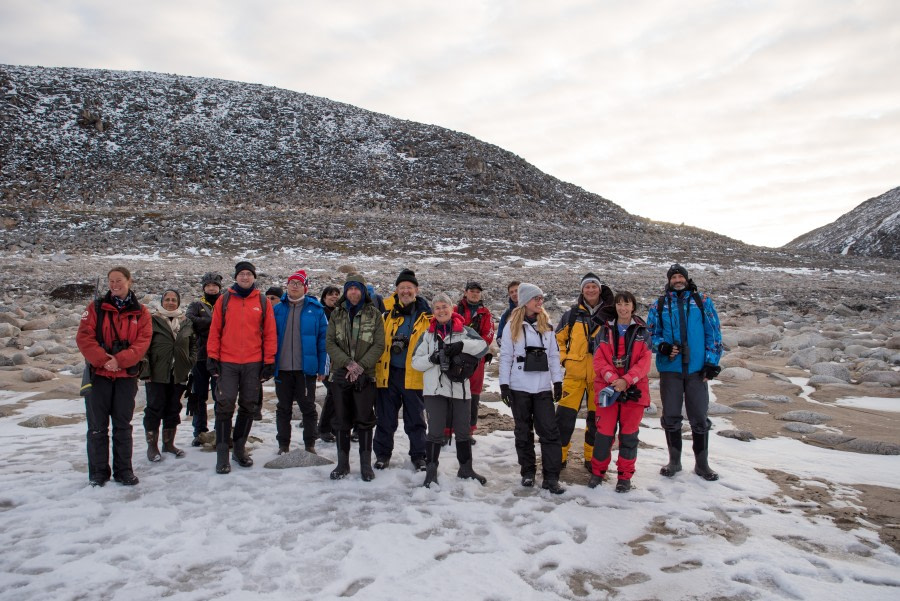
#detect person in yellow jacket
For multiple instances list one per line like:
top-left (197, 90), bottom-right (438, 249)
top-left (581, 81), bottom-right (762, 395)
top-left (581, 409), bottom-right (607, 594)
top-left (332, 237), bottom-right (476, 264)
top-left (555, 272), bottom-right (615, 471)
top-left (374, 269), bottom-right (433, 471)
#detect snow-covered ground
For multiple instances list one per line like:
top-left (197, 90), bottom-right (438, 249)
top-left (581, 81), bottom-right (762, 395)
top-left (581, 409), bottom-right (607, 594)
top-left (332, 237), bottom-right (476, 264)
top-left (0, 388), bottom-right (898, 601)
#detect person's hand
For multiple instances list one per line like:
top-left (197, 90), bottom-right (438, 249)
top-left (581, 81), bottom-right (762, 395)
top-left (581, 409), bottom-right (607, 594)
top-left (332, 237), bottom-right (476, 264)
top-left (429, 349), bottom-right (442, 365)
top-left (701, 364), bottom-right (721, 381)
top-left (103, 354), bottom-right (120, 372)
top-left (346, 361), bottom-right (364, 382)
top-left (206, 358), bottom-right (220, 378)
top-left (317, 375), bottom-right (326, 382)
top-left (553, 381), bottom-right (563, 403)
top-left (260, 363), bottom-right (275, 382)
top-left (612, 378), bottom-right (628, 392)
top-left (500, 384), bottom-right (512, 407)
top-left (445, 341), bottom-right (464, 357)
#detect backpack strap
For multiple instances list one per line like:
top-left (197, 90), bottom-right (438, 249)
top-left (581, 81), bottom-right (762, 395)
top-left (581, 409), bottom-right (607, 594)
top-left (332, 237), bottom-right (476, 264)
top-left (563, 305), bottom-right (579, 353)
top-left (94, 298), bottom-right (106, 347)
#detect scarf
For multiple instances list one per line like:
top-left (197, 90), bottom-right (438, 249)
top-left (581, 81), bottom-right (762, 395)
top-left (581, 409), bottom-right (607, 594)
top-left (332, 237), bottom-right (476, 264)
top-left (155, 306), bottom-right (185, 337)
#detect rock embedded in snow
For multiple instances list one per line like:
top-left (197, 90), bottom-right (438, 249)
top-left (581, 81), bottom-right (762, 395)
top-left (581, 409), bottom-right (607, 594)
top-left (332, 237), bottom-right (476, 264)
top-left (841, 439), bottom-right (900, 456)
top-left (22, 367), bottom-right (55, 383)
top-left (707, 403), bottom-right (737, 415)
top-left (717, 429), bottom-right (756, 442)
top-left (264, 449), bottom-right (334, 469)
top-left (783, 422), bottom-right (818, 433)
top-left (776, 410), bottom-right (833, 425)
top-left (807, 432), bottom-right (855, 446)
top-left (731, 399), bottom-right (767, 409)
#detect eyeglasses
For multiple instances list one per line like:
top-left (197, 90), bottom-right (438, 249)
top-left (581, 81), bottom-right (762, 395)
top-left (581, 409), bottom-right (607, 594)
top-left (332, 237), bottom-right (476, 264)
top-left (287, 280), bottom-right (306, 288)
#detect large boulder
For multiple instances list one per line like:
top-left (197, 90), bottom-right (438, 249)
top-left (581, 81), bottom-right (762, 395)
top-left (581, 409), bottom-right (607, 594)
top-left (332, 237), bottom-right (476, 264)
top-left (858, 371), bottom-right (900, 386)
top-left (719, 367), bottom-right (753, 381)
top-left (809, 362), bottom-right (852, 383)
top-left (21, 318), bottom-right (53, 331)
top-left (264, 449), bottom-right (334, 469)
top-left (778, 333), bottom-right (827, 353)
top-left (0, 323), bottom-right (21, 337)
top-left (776, 410), bottom-right (832, 425)
top-left (788, 347), bottom-right (833, 369)
top-left (22, 367), bottom-right (55, 383)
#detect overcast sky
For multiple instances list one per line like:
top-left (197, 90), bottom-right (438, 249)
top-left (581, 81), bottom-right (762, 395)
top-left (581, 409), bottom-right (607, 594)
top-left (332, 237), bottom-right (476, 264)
top-left (2, 0), bottom-right (898, 247)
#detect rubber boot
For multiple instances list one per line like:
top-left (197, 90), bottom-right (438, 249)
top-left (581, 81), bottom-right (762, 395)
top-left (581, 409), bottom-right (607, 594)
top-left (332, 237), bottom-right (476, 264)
top-left (455, 440), bottom-right (486, 485)
top-left (232, 414), bottom-right (254, 468)
top-left (330, 430), bottom-right (351, 480)
top-left (145, 429), bottom-right (162, 463)
top-left (692, 431), bottom-right (719, 481)
top-left (587, 473), bottom-right (604, 489)
top-left (541, 479), bottom-right (566, 494)
top-left (660, 429), bottom-right (683, 477)
top-left (359, 429), bottom-right (375, 482)
top-left (423, 441), bottom-right (442, 488)
top-left (215, 418), bottom-right (231, 474)
top-left (162, 428), bottom-right (185, 457)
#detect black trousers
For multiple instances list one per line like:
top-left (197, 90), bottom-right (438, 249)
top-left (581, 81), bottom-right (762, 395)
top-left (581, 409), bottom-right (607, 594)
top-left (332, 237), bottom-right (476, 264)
top-left (425, 395), bottom-right (471, 444)
top-left (510, 388), bottom-right (562, 479)
top-left (190, 359), bottom-right (218, 436)
top-left (144, 380), bottom-right (185, 431)
top-left (659, 371), bottom-right (712, 434)
top-left (275, 371), bottom-right (318, 446)
top-left (215, 362), bottom-right (262, 420)
top-left (330, 370), bottom-right (376, 432)
top-left (85, 376), bottom-right (138, 481)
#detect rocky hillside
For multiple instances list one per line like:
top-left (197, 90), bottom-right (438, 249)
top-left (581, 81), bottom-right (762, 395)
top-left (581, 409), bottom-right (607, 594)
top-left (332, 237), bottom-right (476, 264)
top-left (785, 187), bottom-right (899, 260)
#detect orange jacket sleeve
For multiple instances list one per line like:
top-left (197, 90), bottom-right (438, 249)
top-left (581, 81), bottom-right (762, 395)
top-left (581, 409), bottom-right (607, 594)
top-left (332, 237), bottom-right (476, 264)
top-left (206, 296), bottom-right (223, 360)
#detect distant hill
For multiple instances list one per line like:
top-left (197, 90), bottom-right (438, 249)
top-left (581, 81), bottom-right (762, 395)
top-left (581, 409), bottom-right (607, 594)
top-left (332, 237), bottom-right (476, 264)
top-left (785, 187), bottom-right (899, 261)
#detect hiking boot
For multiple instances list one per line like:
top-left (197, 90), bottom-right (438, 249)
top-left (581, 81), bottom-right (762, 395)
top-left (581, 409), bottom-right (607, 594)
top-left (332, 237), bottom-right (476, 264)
top-left (374, 455), bottom-right (391, 470)
top-left (541, 480), bottom-right (565, 495)
top-left (278, 445), bottom-right (290, 455)
top-left (305, 444), bottom-right (316, 454)
top-left (89, 476), bottom-right (109, 488)
top-left (145, 430), bottom-right (161, 463)
top-left (412, 457), bottom-right (427, 472)
top-left (521, 474), bottom-right (535, 487)
top-left (583, 460), bottom-right (593, 473)
top-left (587, 474), bottom-right (604, 489)
top-left (191, 436), bottom-right (203, 447)
top-left (113, 471), bottom-right (139, 486)
top-left (162, 428), bottom-right (185, 457)
top-left (615, 479), bottom-right (632, 493)
top-left (319, 432), bottom-right (336, 443)
top-left (232, 438), bottom-right (253, 467)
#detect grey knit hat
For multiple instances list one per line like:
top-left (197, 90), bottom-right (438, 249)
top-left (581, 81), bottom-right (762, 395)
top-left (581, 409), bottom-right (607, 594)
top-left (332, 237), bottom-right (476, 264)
top-left (517, 283), bottom-right (543, 307)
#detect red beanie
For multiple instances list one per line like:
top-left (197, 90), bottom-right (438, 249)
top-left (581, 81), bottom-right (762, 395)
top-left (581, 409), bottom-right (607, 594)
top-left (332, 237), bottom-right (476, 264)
top-left (287, 270), bottom-right (309, 289)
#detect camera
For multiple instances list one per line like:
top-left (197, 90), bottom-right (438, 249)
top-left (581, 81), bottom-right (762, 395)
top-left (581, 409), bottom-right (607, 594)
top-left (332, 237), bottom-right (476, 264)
top-left (105, 339), bottom-right (130, 355)
top-left (438, 348), bottom-right (451, 372)
top-left (390, 335), bottom-right (409, 355)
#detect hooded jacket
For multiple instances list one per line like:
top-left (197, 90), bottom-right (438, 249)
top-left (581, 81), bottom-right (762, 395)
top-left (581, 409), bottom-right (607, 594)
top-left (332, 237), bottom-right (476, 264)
top-left (592, 316), bottom-right (652, 408)
top-left (647, 287), bottom-right (722, 375)
top-left (273, 293), bottom-right (328, 377)
top-left (326, 287), bottom-right (385, 377)
top-left (410, 312), bottom-right (488, 398)
top-left (555, 288), bottom-right (615, 382)
top-left (143, 313), bottom-right (197, 384)
top-left (76, 291), bottom-right (152, 379)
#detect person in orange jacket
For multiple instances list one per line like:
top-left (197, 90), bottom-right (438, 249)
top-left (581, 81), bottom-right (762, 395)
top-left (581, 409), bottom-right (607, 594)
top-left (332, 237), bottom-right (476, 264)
top-left (206, 261), bottom-right (277, 474)
top-left (76, 266), bottom-right (152, 487)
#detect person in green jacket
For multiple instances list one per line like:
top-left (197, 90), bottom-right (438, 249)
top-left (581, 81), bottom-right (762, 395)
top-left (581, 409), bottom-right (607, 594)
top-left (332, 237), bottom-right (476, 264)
top-left (142, 289), bottom-right (197, 462)
top-left (325, 273), bottom-right (385, 481)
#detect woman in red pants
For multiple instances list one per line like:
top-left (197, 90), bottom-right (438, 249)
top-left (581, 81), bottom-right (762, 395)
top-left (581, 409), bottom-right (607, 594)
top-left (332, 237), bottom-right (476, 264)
top-left (589, 291), bottom-right (652, 493)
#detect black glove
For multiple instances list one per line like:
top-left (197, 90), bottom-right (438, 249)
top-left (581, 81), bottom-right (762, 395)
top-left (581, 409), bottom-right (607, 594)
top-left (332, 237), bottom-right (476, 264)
top-left (206, 358), bottom-right (220, 378)
top-left (260, 363), bottom-right (275, 382)
top-left (429, 349), bottom-right (442, 365)
top-left (500, 384), bottom-right (512, 407)
top-left (553, 381), bottom-right (563, 402)
top-left (483, 353), bottom-right (493, 365)
top-left (445, 341), bottom-right (464, 357)
top-left (701, 364), bottom-right (721, 380)
top-left (657, 342), bottom-right (673, 357)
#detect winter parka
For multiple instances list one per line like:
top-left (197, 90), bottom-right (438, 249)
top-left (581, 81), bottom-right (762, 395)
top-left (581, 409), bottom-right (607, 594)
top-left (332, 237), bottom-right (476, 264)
top-left (326, 294), bottom-right (386, 377)
top-left (206, 286), bottom-right (277, 365)
top-left (592, 317), bottom-right (652, 408)
top-left (273, 293), bottom-right (328, 377)
top-left (555, 291), bottom-right (615, 383)
top-left (454, 298), bottom-right (495, 394)
top-left (76, 291), bottom-right (153, 379)
top-left (498, 320), bottom-right (564, 394)
top-left (376, 294), bottom-right (433, 390)
top-left (410, 313), bottom-right (489, 398)
top-left (143, 314), bottom-right (197, 384)
top-left (646, 287), bottom-right (722, 375)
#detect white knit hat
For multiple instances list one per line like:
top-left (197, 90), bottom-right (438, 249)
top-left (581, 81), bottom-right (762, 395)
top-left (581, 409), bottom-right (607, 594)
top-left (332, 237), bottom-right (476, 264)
top-left (517, 283), bottom-right (543, 307)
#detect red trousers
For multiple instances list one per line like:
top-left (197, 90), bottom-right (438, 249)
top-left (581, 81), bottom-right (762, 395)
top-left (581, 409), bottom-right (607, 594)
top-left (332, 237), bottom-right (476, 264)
top-left (590, 401), bottom-right (644, 480)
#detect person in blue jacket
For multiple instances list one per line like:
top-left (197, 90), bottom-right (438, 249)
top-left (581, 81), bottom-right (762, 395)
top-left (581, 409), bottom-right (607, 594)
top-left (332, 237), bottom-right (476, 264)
top-left (495, 281), bottom-right (519, 348)
top-left (646, 264), bottom-right (723, 481)
top-left (273, 270), bottom-right (328, 454)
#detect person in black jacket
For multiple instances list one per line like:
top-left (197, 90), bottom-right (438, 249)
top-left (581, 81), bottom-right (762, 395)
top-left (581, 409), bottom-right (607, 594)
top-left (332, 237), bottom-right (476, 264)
top-left (184, 272), bottom-right (222, 446)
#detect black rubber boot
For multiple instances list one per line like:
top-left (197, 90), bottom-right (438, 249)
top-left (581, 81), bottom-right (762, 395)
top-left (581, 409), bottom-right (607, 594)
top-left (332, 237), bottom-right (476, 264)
top-left (455, 441), bottom-right (486, 485)
top-left (145, 429), bottom-right (161, 463)
top-left (423, 441), bottom-right (441, 488)
top-left (162, 428), bottom-right (185, 457)
top-left (359, 429), bottom-right (375, 482)
top-left (692, 431), bottom-right (719, 481)
top-left (587, 473), bottom-right (604, 489)
top-left (660, 429), bottom-right (683, 477)
top-left (330, 430), bottom-right (351, 480)
top-left (215, 418), bottom-right (231, 474)
top-left (615, 479), bottom-right (632, 493)
top-left (231, 414), bottom-right (254, 468)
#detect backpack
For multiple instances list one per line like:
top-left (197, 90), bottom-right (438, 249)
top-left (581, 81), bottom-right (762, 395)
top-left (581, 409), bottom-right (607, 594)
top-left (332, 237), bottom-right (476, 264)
top-left (443, 352), bottom-right (481, 383)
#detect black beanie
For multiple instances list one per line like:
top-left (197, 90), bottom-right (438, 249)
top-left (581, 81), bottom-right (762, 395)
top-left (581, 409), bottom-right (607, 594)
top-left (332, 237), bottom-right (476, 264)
top-left (234, 261), bottom-right (257, 278)
top-left (667, 264), bottom-right (689, 281)
top-left (395, 268), bottom-right (418, 287)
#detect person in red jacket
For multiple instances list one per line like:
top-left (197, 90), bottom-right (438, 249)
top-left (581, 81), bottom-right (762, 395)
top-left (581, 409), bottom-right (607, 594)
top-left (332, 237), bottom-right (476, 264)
top-left (76, 266), bottom-right (152, 487)
top-left (589, 291), bottom-right (652, 493)
top-left (206, 261), bottom-right (277, 474)
top-left (454, 282), bottom-right (495, 440)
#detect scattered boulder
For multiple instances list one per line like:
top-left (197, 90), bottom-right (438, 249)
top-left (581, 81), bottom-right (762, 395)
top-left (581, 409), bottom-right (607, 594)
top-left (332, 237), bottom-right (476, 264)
top-left (49, 282), bottom-right (96, 301)
top-left (18, 414), bottom-right (84, 428)
top-left (809, 362), bottom-right (852, 382)
top-left (807, 432), bottom-right (855, 446)
top-left (27, 345), bottom-right (46, 357)
top-left (708, 403), bottom-right (737, 415)
top-left (717, 429), bottom-right (756, 442)
top-left (10, 352), bottom-right (27, 365)
top-left (21, 318), bottom-right (53, 331)
top-left (779, 333), bottom-right (827, 353)
top-left (808, 375), bottom-right (851, 385)
top-left (22, 367), bottom-right (55, 383)
top-left (0, 355), bottom-right (13, 367)
top-left (776, 410), bottom-right (832, 425)
top-left (0, 313), bottom-right (22, 327)
top-left (788, 347), bottom-right (834, 369)
top-left (49, 315), bottom-right (81, 330)
top-left (731, 399), bottom-right (767, 409)
top-left (843, 344), bottom-right (873, 358)
top-left (858, 371), bottom-right (900, 386)
top-left (783, 422), bottom-right (818, 433)
top-left (841, 439), bottom-right (900, 455)
top-left (886, 336), bottom-right (900, 350)
top-left (745, 394), bottom-right (791, 403)
top-left (264, 449), bottom-right (334, 469)
top-left (0, 323), bottom-right (20, 337)
top-left (719, 367), bottom-right (753, 381)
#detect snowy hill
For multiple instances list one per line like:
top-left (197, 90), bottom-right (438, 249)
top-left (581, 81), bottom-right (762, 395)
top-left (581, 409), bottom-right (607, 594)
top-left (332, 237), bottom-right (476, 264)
top-left (785, 187), bottom-right (900, 260)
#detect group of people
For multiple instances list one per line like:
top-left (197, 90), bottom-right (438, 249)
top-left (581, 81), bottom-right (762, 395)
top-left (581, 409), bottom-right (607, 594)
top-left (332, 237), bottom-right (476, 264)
top-left (76, 262), bottom-right (723, 494)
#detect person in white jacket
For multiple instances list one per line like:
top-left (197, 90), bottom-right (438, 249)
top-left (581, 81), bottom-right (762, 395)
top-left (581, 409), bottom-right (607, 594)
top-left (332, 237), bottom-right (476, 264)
top-left (411, 293), bottom-right (489, 488)
top-left (498, 283), bottom-right (566, 494)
